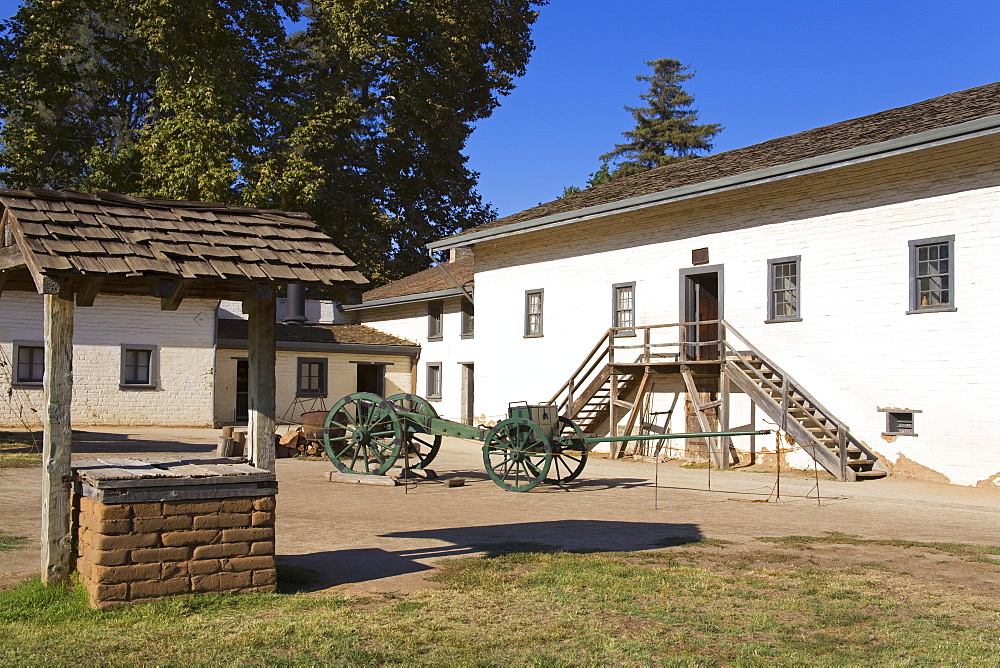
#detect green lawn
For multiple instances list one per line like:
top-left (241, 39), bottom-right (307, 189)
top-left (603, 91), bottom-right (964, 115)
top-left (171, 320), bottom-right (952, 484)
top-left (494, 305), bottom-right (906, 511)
top-left (0, 431), bottom-right (41, 468)
top-left (1, 540), bottom-right (998, 665)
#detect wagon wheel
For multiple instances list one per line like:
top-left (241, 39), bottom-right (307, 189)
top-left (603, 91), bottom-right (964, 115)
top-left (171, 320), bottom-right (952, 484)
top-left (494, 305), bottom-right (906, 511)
top-left (482, 417), bottom-right (552, 492)
top-left (387, 393), bottom-right (442, 470)
top-left (546, 416), bottom-right (589, 484)
top-left (322, 393), bottom-right (403, 475)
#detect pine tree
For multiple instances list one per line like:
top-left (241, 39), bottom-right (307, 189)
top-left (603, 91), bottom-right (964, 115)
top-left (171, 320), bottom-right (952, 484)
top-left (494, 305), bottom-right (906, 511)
top-left (600, 58), bottom-right (721, 177)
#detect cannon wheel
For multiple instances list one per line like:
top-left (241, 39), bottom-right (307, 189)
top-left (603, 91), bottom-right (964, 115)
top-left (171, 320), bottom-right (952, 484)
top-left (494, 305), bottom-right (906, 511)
top-left (546, 416), bottom-right (589, 484)
top-left (386, 393), bottom-right (442, 470)
top-left (322, 392), bottom-right (403, 475)
top-left (482, 417), bottom-right (552, 492)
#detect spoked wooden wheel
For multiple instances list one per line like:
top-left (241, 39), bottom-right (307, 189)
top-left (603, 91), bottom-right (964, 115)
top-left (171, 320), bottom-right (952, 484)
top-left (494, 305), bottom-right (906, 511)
top-left (482, 417), bottom-right (552, 492)
top-left (546, 416), bottom-right (589, 484)
top-left (322, 393), bottom-right (403, 475)
top-left (386, 393), bottom-right (442, 469)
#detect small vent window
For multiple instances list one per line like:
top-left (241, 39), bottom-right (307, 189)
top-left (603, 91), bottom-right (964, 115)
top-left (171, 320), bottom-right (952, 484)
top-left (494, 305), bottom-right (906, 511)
top-left (881, 409), bottom-right (920, 436)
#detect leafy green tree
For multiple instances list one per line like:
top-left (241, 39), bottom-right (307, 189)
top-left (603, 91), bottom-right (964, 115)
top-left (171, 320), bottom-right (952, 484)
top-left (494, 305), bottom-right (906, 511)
top-left (0, 0), bottom-right (544, 283)
top-left (600, 58), bottom-right (721, 176)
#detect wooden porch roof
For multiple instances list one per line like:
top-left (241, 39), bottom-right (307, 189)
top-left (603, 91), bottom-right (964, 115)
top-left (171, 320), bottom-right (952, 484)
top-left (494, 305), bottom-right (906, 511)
top-left (0, 188), bottom-right (368, 300)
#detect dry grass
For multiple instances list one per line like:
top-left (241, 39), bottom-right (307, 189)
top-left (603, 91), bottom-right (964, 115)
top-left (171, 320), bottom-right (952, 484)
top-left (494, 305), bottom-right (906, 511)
top-left (1, 539), bottom-right (998, 665)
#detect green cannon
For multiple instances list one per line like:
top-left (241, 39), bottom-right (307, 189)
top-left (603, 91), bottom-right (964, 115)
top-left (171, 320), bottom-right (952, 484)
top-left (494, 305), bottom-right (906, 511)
top-left (321, 392), bottom-right (770, 492)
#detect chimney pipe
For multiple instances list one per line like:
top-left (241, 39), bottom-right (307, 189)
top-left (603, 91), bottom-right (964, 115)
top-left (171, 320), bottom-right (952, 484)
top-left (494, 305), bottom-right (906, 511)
top-left (284, 283), bottom-right (307, 325)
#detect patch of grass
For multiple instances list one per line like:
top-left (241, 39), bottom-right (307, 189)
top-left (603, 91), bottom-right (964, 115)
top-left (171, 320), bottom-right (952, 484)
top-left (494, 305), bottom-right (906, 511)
top-left (651, 536), bottom-right (730, 548)
top-left (758, 531), bottom-right (1000, 564)
top-left (276, 564), bottom-right (321, 593)
top-left (1, 546), bottom-right (998, 664)
top-left (0, 433), bottom-right (42, 468)
top-left (0, 530), bottom-right (29, 551)
top-left (680, 461), bottom-right (711, 469)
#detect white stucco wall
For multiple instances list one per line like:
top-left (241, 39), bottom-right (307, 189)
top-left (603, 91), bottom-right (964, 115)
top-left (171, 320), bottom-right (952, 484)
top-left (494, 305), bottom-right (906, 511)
top-left (357, 295), bottom-right (476, 423)
top-left (470, 132), bottom-right (1000, 486)
top-left (0, 293), bottom-right (217, 427)
top-left (214, 348), bottom-right (413, 426)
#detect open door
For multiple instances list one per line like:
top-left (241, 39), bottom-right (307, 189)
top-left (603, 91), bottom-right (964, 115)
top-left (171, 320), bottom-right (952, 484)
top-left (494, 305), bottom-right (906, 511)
top-left (680, 266), bottom-right (723, 361)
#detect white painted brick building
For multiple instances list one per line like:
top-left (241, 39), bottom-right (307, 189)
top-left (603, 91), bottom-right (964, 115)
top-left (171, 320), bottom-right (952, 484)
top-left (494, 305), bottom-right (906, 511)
top-left (0, 293), bottom-right (217, 427)
top-left (413, 83), bottom-right (1000, 486)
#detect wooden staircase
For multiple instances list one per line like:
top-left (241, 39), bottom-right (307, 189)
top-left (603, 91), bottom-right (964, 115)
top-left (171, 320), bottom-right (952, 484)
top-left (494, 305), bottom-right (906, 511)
top-left (549, 321), bottom-right (889, 482)
top-left (722, 321), bottom-right (888, 481)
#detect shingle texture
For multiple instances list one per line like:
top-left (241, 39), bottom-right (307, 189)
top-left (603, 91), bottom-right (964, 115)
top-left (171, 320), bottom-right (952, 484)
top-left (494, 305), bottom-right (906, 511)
top-left (446, 81), bottom-right (1000, 239)
top-left (363, 255), bottom-right (473, 301)
top-left (0, 188), bottom-right (367, 286)
top-left (218, 318), bottom-right (416, 347)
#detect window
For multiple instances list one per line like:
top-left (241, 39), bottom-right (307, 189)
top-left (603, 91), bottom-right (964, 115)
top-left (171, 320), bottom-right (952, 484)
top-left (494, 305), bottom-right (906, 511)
top-left (461, 299), bottom-right (474, 338)
top-left (297, 357), bottom-right (328, 397)
top-left (880, 408), bottom-right (920, 436)
top-left (909, 236), bottom-right (955, 313)
top-left (426, 362), bottom-right (442, 400)
top-left (612, 282), bottom-right (635, 335)
top-left (427, 300), bottom-right (443, 340)
top-left (15, 343), bottom-right (44, 384)
top-left (524, 289), bottom-right (543, 337)
top-left (767, 256), bottom-right (801, 322)
top-left (120, 345), bottom-right (157, 388)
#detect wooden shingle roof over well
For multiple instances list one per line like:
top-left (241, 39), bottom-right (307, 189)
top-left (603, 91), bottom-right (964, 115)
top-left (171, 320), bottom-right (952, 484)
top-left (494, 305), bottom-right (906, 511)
top-left (436, 81), bottom-right (1000, 246)
top-left (362, 254), bottom-right (473, 303)
top-left (0, 188), bottom-right (367, 299)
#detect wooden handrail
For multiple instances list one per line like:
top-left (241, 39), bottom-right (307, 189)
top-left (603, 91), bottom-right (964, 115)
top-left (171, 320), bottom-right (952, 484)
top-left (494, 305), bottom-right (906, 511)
top-left (722, 320), bottom-right (850, 432)
top-left (549, 329), bottom-right (611, 404)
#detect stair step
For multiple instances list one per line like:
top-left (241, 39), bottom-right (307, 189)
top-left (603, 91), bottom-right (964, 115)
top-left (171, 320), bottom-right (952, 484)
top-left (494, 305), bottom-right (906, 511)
top-left (853, 470), bottom-right (889, 480)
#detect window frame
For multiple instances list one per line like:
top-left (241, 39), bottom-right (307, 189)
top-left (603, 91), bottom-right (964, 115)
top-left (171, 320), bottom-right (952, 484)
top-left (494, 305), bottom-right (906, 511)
top-left (524, 289), bottom-right (544, 338)
top-left (460, 298), bottom-right (474, 339)
top-left (427, 300), bottom-right (444, 341)
top-left (908, 235), bottom-right (956, 314)
top-left (296, 357), bottom-right (328, 398)
top-left (766, 256), bottom-right (802, 323)
top-left (13, 341), bottom-right (44, 386)
top-left (425, 362), bottom-right (442, 400)
top-left (611, 282), bottom-right (636, 336)
top-left (879, 408), bottom-right (921, 437)
top-left (119, 344), bottom-right (158, 389)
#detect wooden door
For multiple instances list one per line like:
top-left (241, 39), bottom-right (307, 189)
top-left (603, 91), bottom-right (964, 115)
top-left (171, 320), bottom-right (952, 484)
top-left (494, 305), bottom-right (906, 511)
top-left (681, 268), bottom-right (722, 361)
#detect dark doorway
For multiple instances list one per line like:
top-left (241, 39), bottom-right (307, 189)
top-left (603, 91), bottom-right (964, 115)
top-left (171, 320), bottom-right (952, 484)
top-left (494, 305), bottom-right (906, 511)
top-left (680, 266), bottom-right (723, 361)
top-left (356, 363), bottom-right (385, 397)
top-left (235, 359), bottom-right (249, 423)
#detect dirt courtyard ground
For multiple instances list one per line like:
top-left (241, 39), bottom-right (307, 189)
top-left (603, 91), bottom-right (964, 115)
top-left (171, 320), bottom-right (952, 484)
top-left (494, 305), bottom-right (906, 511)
top-left (2, 427), bottom-right (999, 595)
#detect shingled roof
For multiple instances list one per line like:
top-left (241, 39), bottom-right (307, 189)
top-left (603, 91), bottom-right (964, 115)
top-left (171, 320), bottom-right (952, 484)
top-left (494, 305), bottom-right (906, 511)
top-left (217, 319), bottom-right (417, 350)
top-left (0, 188), bottom-right (367, 298)
top-left (440, 81), bottom-right (1000, 243)
top-left (362, 254), bottom-right (474, 303)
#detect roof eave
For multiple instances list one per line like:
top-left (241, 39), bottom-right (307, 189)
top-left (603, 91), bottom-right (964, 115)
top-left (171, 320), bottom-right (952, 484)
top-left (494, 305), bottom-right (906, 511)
top-left (345, 287), bottom-right (465, 311)
top-left (218, 338), bottom-right (420, 356)
top-left (428, 113), bottom-right (1000, 252)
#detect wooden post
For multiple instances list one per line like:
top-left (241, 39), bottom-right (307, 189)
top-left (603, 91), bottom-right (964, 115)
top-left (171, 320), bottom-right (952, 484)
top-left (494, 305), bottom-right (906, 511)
top-left (41, 289), bottom-right (74, 585)
top-left (247, 287), bottom-right (276, 472)
top-left (720, 371), bottom-right (731, 470)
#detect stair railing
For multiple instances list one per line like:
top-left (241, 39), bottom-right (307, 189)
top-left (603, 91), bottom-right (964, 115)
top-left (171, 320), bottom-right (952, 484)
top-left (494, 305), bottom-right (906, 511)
top-left (722, 320), bottom-right (874, 479)
top-left (549, 329), bottom-right (611, 416)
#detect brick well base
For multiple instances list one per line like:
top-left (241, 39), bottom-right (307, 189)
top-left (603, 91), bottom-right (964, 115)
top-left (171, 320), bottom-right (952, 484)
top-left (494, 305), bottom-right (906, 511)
top-left (73, 495), bottom-right (277, 608)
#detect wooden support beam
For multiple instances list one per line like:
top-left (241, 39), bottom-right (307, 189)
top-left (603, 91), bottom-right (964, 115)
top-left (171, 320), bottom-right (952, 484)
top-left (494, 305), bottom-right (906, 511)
top-left (0, 272), bottom-right (5, 299)
top-left (720, 371), bottom-right (732, 470)
top-left (616, 372), bottom-right (651, 459)
top-left (0, 244), bottom-right (25, 271)
top-left (682, 368), bottom-right (723, 468)
top-left (75, 277), bottom-right (104, 307)
top-left (41, 290), bottom-right (74, 585)
top-left (160, 279), bottom-right (191, 311)
top-left (246, 286), bottom-right (276, 472)
top-left (608, 372), bottom-right (620, 457)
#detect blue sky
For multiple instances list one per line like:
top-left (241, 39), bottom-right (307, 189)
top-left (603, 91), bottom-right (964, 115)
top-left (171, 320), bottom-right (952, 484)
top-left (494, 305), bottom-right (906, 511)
top-left (466, 0), bottom-right (1000, 217)
top-left (0, 1), bottom-right (996, 219)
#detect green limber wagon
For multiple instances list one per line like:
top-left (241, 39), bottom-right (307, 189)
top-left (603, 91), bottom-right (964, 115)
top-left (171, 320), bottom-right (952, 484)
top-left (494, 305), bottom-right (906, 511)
top-left (321, 392), bottom-right (770, 492)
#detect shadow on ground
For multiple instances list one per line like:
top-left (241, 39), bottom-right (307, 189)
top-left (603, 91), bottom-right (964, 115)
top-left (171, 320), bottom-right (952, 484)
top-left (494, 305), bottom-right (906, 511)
top-left (278, 519), bottom-right (702, 592)
top-left (70, 432), bottom-right (215, 455)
